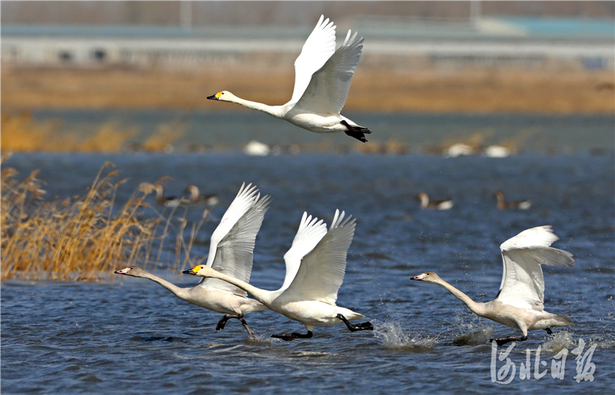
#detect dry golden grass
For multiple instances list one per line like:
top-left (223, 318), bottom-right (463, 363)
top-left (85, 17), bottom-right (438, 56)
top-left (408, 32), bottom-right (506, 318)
top-left (0, 112), bottom-right (139, 153)
top-left (2, 66), bottom-right (613, 113)
top-left (1, 158), bottom-right (208, 281)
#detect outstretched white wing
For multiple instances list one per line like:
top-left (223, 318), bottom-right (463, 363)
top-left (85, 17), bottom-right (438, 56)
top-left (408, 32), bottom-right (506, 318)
top-left (294, 29), bottom-right (363, 115)
top-left (200, 183), bottom-right (270, 295)
top-left (288, 15), bottom-right (337, 105)
top-left (281, 212), bottom-right (328, 291)
top-left (495, 226), bottom-right (574, 311)
top-left (284, 210), bottom-right (356, 305)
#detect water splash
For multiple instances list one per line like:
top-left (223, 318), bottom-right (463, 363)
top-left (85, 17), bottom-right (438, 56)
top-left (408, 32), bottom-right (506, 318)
top-left (245, 333), bottom-right (274, 346)
top-left (373, 320), bottom-right (436, 351)
top-left (542, 330), bottom-right (574, 353)
top-left (452, 325), bottom-right (494, 346)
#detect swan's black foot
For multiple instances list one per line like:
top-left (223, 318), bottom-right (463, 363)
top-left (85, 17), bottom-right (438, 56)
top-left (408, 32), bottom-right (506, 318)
top-left (490, 335), bottom-right (528, 346)
top-left (272, 331), bottom-right (313, 341)
top-left (240, 319), bottom-right (257, 339)
top-left (545, 328), bottom-right (553, 335)
top-left (216, 315), bottom-right (232, 331)
top-left (336, 314), bottom-right (374, 332)
top-left (341, 120), bottom-right (371, 143)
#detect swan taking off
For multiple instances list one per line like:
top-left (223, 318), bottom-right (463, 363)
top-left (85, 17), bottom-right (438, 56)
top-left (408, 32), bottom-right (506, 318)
top-left (115, 183), bottom-right (270, 337)
top-left (184, 210), bottom-right (373, 341)
top-left (411, 226), bottom-right (574, 345)
top-left (207, 15), bottom-right (372, 143)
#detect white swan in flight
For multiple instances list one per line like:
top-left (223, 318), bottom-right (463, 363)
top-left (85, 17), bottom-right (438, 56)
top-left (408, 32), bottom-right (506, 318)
top-left (184, 210), bottom-right (373, 340)
top-left (207, 15), bottom-right (372, 143)
top-left (115, 183), bottom-right (269, 337)
top-left (411, 226), bottom-right (574, 345)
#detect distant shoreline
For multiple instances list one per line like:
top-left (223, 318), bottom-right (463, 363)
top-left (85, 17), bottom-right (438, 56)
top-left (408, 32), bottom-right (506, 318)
top-left (2, 67), bottom-right (613, 114)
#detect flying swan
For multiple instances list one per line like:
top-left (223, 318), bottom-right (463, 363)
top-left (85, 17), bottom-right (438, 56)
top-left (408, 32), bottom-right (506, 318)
top-left (411, 225), bottom-right (574, 345)
top-left (184, 210), bottom-right (373, 340)
top-left (115, 183), bottom-right (270, 337)
top-left (207, 15), bottom-right (372, 143)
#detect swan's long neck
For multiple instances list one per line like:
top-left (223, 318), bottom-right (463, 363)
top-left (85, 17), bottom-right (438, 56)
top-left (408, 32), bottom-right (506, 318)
top-left (141, 272), bottom-right (190, 299)
top-left (227, 95), bottom-right (287, 118)
top-left (435, 279), bottom-right (485, 316)
top-left (207, 270), bottom-right (277, 305)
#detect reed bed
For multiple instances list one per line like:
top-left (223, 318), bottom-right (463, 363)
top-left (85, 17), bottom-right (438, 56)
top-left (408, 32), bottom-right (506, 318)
top-left (1, 159), bottom-right (207, 281)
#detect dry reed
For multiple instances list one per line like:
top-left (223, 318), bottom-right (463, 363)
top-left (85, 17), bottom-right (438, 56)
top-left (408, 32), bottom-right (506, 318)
top-left (1, 158), bottom-right (208, 281)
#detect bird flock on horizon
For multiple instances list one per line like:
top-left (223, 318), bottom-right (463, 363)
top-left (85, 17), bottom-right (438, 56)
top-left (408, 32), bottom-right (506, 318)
top-left (115, 16), bottom-right (574, 346)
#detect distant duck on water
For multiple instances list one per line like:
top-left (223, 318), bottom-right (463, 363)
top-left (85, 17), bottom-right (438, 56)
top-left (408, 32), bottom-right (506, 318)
top-left (418, 193), bottom-right (454, 210)
top-left (495, 191), bottom-right (532, 210)
top-left (185, 185), bottom-right (220, 206)
top-left (152, 183), bottom-right (185, 208)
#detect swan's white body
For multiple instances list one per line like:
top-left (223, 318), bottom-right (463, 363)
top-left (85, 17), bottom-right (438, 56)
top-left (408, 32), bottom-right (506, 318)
top-left (115, 183), bottom-right (269, 334)
top-left (207, 15), bottom-right (371, 143)
top-left (418, 192), bottom-right (454, 210)
top-left (186, 210), bottom-right (372, 339)
top-left (412, 226), bottom-right (574, 344)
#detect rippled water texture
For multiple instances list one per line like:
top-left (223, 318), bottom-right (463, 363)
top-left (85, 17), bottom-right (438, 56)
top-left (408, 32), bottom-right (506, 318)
top-left (2, 151), bottom-right (614, 394)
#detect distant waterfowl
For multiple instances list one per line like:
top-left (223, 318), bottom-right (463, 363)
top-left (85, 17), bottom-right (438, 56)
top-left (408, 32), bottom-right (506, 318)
top-left (115, 183), bottom-right (270, 337)
top-left (418, 193), bottom-right (454, 210)
top-left (445, 143), bottom-right (475, 157)
top-left (411, 225), bottom-right (574, 345)
top-left (244, 140), bottom-right (271, 156)
top-left (185, 185), bottom-right (220, 206)
top-left (184, 210), bottom-right (373, 341)
top-left (495, 191), bottom-right (532, 210)
top-left (207, 15), bottom-right (371, 143)
top-left (484, 145), bottom-right (511, 158)
top-left (152, 183), bottom-right (185, 208)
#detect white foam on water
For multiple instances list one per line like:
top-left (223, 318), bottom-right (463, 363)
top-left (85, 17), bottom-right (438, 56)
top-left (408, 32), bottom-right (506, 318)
top-left (373, 320), bottom-right (437, 350)
top-left (542, 330), bottom-right (574, 353)
top-left (245, 333), bottom-right (274, 346)
top-left (452, 325), bottom-right (494, 346)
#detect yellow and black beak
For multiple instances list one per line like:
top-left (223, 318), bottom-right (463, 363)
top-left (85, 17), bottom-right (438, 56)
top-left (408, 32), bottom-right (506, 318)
top-left (182, 266), bottom-right (200, 275)
top-left (207, 92), bottom-right (221, 100)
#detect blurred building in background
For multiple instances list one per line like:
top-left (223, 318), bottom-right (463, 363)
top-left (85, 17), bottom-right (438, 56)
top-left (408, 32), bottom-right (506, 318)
top-left (2, 1), bottom-right (613, 72)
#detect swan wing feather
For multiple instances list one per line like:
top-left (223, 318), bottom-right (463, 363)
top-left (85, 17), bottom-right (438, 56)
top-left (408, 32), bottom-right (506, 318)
top-left (294, 30), bottom-right (363, 115)
top-left (289, 15), bottom-right (337, 105)
top-left (200, 184), bottom-right (269, 295)
top-left (284, 210), bottom-right (355, 305)
top-left (281, 212), bottom-right (328, 291)
top-left (496, 226), bottom-right (574, 310)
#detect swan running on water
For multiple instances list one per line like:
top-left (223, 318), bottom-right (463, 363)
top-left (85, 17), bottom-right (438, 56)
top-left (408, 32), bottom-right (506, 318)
top-left (115, 183), bottom-right (269, 337)
top-left (411, 226), bottom-right (574, 345)
top-left (207, 15), bottom-right (372, 143)
top-left (184, 210), bottom-right (374, 341)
